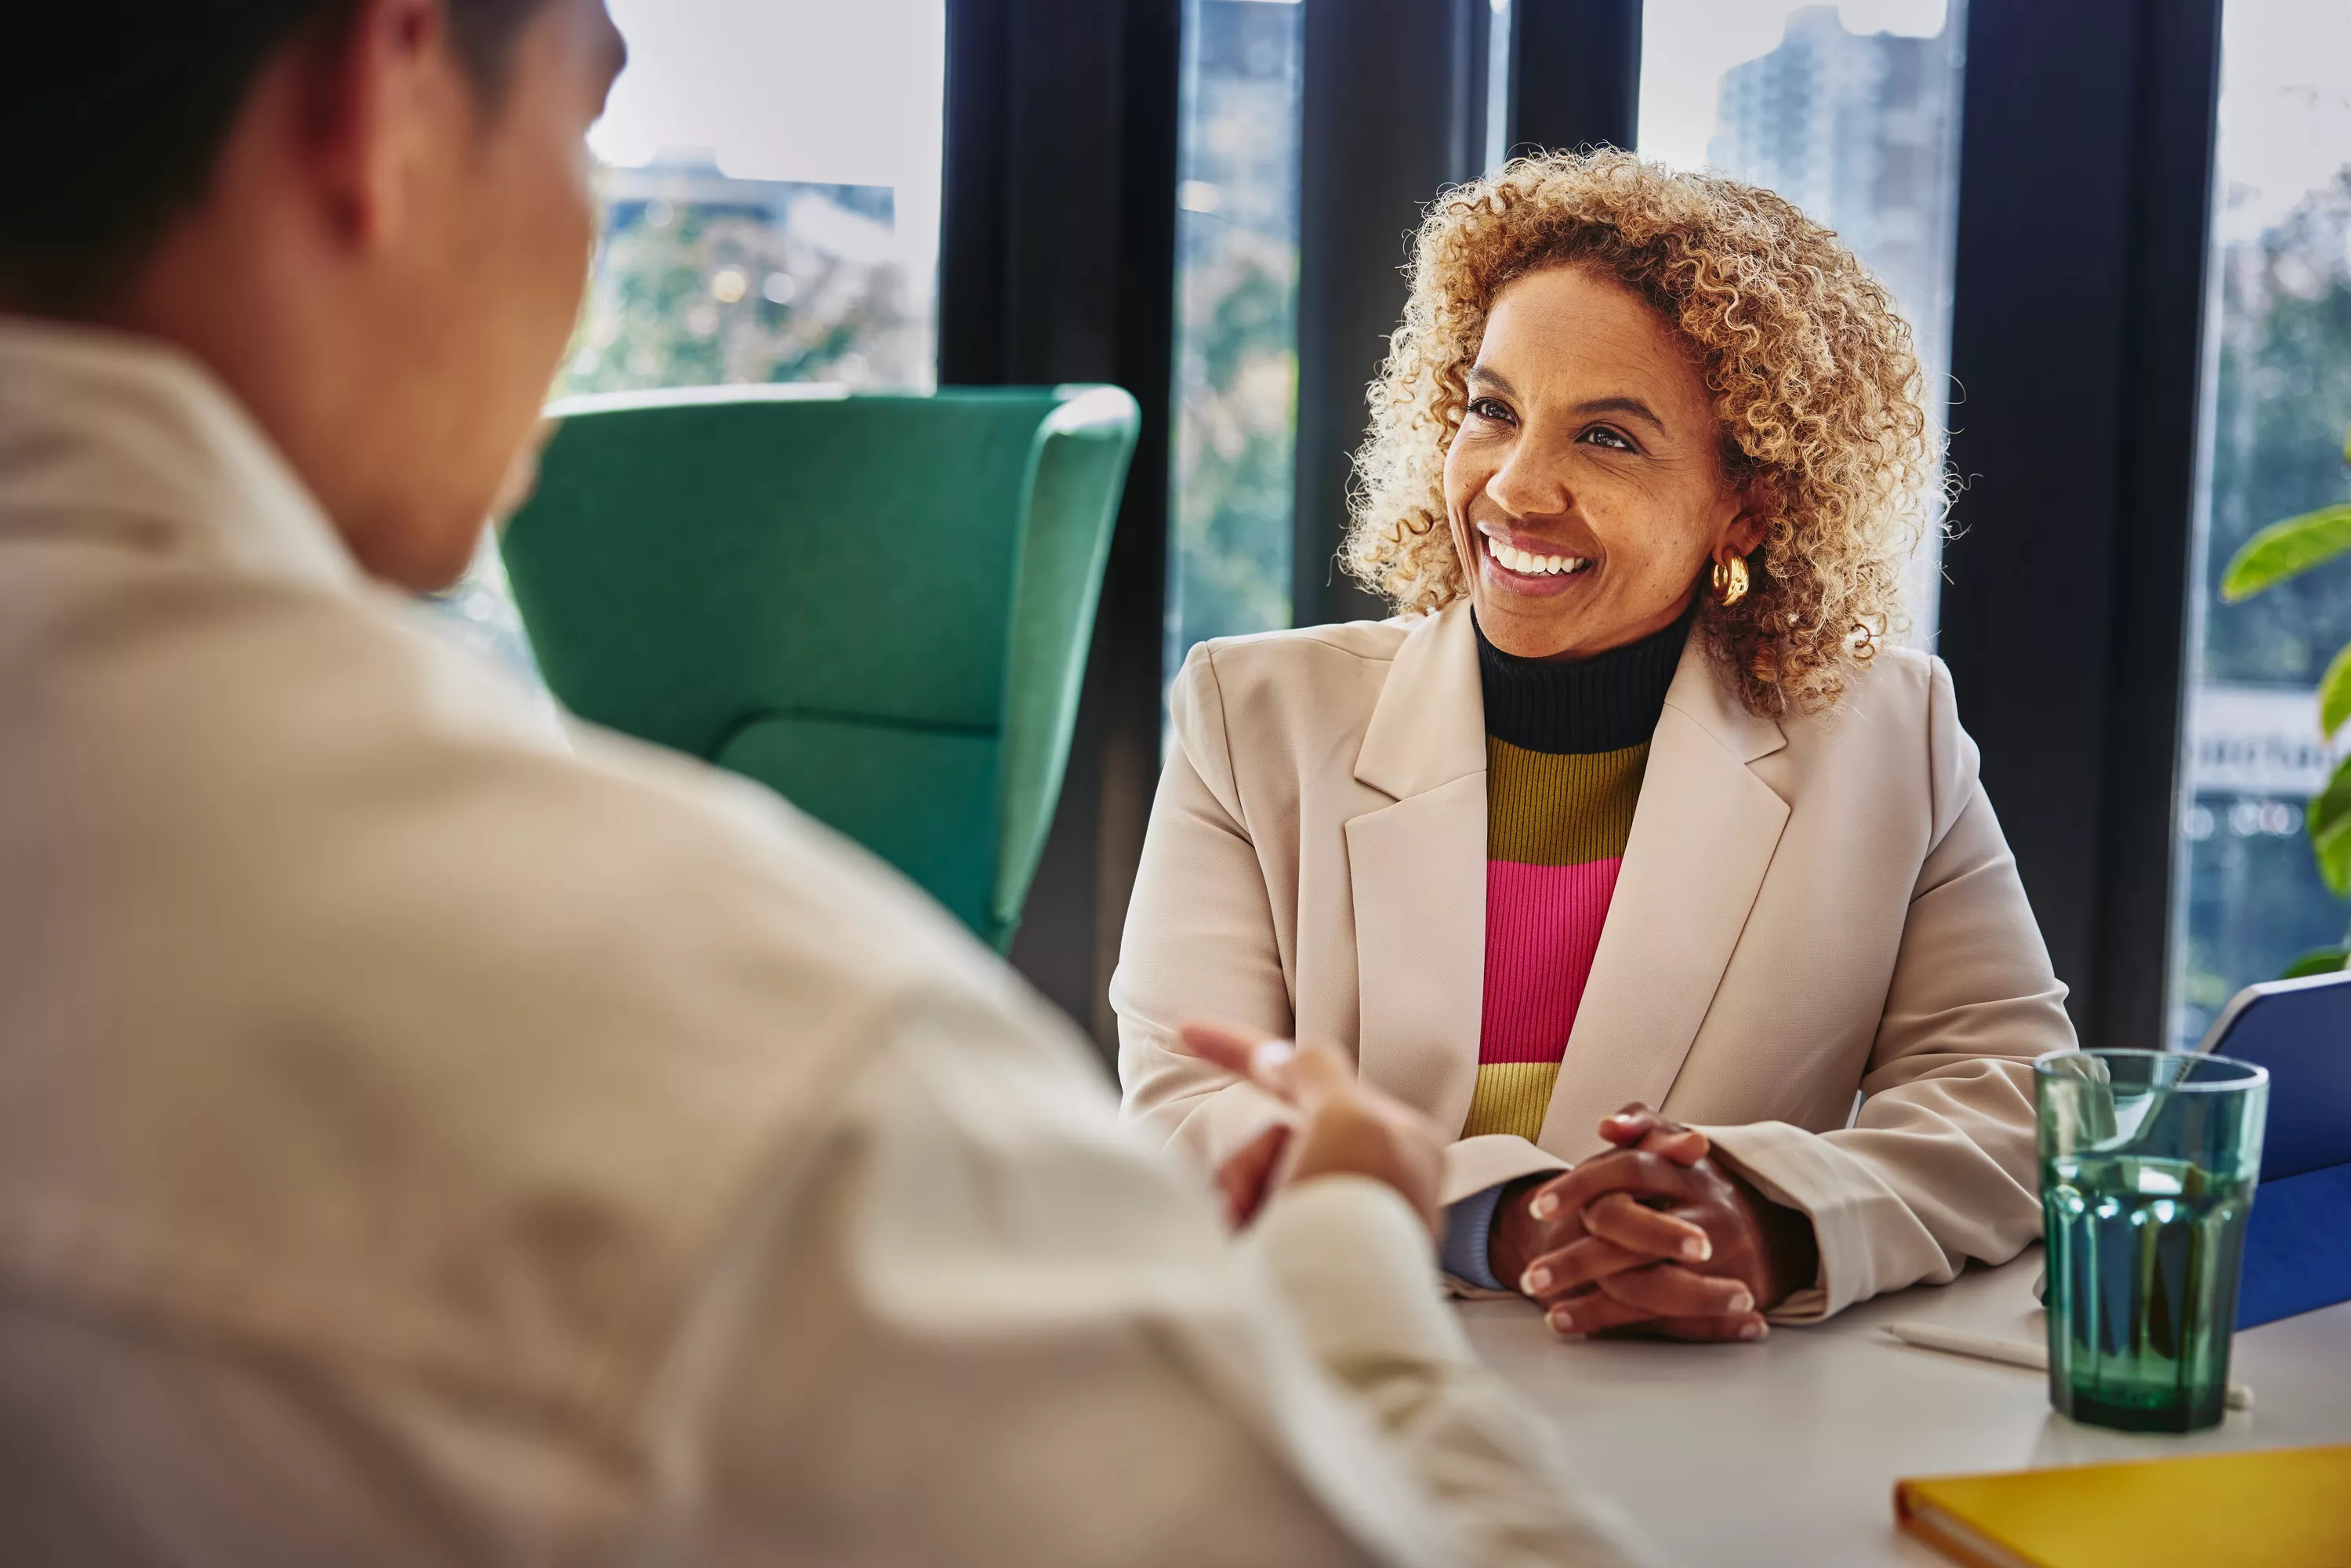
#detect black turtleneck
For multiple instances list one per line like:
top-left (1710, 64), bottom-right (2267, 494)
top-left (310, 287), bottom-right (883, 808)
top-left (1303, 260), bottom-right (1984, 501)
top-left (1474, 602), bottom-right (1693, 755)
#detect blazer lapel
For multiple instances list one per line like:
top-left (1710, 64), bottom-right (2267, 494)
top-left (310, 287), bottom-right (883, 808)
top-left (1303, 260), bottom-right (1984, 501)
top-left (1537, 638), bottom-right (1791, 1159)
top-left (1346, 604), bottom-right (1488, 1132)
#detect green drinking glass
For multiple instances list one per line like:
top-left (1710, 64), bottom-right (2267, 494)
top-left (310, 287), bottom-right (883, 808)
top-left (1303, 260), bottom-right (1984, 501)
top-left (2036, 1049), bottom-right (2268, 1432)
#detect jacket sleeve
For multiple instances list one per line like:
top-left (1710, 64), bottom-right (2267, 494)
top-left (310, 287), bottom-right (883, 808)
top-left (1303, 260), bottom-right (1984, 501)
top-left (1698, 657), bottom-right (2072, 1320)
top-left (669, 992), bottom-right (1662, 1568)
top-left (1112, 643), bottom-right (1305, 1176)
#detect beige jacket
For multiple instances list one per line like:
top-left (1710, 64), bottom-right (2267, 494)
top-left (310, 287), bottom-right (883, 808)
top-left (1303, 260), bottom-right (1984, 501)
top-left (1114, 606), bottom-right (2075, 1320)
top-left (0, 319), bottom-right (1658, 1568)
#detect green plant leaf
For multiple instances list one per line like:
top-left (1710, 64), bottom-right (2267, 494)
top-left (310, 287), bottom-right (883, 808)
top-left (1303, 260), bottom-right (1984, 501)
top-left (2322, 642), bottom-right (2351, 741)
top-left (2310, 756), bottom-right (2351, 898)
top-left (2280, 946), bottom-right (2351, 980)
top-left (2220, 503), bottom-right (2351, 602)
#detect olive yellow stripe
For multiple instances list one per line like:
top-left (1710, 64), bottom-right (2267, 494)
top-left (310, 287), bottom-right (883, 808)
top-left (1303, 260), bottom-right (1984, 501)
top-left (1486, 737), bottom-right (1648, 866)
top-left (1460, 1059), bottom-right (1562, 1143)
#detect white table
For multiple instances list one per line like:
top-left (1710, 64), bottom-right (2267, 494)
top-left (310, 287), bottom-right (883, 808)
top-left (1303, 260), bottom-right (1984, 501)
top-left (1457, 1252), bottom-right (2351, 1566)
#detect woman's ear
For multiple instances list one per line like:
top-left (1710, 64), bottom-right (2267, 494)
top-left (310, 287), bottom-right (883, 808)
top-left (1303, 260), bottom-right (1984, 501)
top-left (1723, 480), bottom-right (1769, 557)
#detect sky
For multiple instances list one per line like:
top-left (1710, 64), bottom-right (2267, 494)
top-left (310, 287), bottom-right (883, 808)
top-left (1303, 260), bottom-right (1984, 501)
top-left (588, 0), bottom-right (945, 271)
top-left (2214, 0), bottom-right (2351, 245)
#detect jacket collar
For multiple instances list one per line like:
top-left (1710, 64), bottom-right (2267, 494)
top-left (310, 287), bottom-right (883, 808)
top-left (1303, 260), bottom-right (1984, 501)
top-left (1353, 597), bottom-right (1787, 798)
top-left (0, 315), bottom-right (361, 592)
top-left (1663, 626), bottom-right (1787, 768)
top-left (1353, 602), bottom-right (1487, 799)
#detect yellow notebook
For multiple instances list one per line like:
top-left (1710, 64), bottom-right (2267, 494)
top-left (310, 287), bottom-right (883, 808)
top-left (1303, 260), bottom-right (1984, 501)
top-left (1895, 1445), bottom-right (2351, 1568)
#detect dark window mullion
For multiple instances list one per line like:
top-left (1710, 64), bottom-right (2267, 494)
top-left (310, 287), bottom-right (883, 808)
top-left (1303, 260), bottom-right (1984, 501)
top-left (941, 0), bottom-right (1181, 1049)
top-left (1939, 0), bottom-right (2224, 1050)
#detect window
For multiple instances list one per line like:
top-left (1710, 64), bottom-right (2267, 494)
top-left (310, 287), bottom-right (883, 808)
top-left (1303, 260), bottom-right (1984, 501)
top-left (1165, 0), bottom-right (1306, 684)
top-left (564, 0), bottom-right (946, 395)
top-left (1637, 0), bottom-right (1966, 637)
top-left (2168, 1), bottom-right (2351, 1046)
top-left (436, 2), bottom-right (946, 668)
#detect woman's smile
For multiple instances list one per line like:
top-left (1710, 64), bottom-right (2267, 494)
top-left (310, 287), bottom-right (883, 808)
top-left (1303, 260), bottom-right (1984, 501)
top-left (1477, 525), bottom-right (1597, 596)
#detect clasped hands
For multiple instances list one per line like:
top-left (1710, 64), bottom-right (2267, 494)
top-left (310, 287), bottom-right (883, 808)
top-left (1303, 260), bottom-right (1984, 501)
top-left (1185, 1019), bottom-right (1816, 1346)
top-left (1489, 1105), bottom-right (1819, 1343)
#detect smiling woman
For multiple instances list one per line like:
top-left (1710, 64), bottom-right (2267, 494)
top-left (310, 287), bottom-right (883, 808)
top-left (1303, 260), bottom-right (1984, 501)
top-left (1115, 147), bottom-right (2074, 1346)
top-left (1351, 150), bottom-right (1932, 711)
top-left (1449, 270), bottom-right (1752, 657)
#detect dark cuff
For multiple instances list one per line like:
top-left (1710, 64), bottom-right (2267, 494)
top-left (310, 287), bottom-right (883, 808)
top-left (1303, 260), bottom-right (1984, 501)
top-left (1439, 1182), bottom-right (1511, 1290)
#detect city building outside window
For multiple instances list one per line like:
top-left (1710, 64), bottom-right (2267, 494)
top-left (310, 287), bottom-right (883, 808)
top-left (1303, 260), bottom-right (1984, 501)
top-left (564, 0), bottom-right (944, 396)
top-left (2169, 0), bottom-right (2351, 1045)
top-left (1638, 0), bottom-right (1966, 641)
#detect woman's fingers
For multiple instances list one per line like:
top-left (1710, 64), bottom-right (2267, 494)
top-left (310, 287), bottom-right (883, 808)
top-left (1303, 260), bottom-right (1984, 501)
top-left (1594, 1261), bottom-right (1754, 1319)
top-left (1598, 1104), bottom-right (1710, 1165)
top-left (1516, 1234), bottom-right (1653, 1300)
top-left (1636, 1125), bottom-right (1711, 1163)
top-left (1544, 1290), bottom-right (1769, 1341)
top-left (1638, 1312), bottom-right (1771, 1343)
top-left (1580, 1189), bottom-right (1713, 1264)
top-left (1540, 1290), bottom-right (1658, 1338)
top-left (1526, 1148), bottom-right (1701, 1222)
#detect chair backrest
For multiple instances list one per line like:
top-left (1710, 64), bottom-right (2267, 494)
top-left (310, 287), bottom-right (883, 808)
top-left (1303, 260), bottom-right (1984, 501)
top-left (499, 383), bottom-right (1138, 950)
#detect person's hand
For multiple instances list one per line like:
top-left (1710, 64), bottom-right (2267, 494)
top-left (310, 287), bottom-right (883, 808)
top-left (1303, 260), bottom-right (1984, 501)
top-left (1491, 1104), bottom-right (1818, 1343)
top-left (1488, 1108), bottom-right (1751, 1338)
top-left (1184, 1023), bottom-right (1446, 1236)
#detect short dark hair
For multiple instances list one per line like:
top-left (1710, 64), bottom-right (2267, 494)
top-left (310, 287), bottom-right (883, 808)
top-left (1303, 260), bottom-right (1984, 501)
top-left (2, 0), bottom-right (550, 312)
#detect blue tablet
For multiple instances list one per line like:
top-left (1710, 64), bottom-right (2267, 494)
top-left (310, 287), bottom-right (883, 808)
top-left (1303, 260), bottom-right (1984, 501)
top-left (2195, 968), bottom-right (2351, 1327)
top-left (2197, 969), bottom-right (2351, 1182)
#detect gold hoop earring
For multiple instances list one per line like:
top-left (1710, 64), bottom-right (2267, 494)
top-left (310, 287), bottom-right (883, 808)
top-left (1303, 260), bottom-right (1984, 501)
top-left (1711, 554), bottom-right (1751, 608)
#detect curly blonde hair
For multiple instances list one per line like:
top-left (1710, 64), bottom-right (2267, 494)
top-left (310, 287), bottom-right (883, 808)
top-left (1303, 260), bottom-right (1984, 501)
top-left (1344, 148), bottom-right (1936, 714)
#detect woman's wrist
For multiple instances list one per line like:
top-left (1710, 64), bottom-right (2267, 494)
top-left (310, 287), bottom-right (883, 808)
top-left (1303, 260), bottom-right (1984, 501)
top-left (1719, 1162), bottom-right (1819, 1308)
top-left (1486, 1173), bottom-right (1556, 1290)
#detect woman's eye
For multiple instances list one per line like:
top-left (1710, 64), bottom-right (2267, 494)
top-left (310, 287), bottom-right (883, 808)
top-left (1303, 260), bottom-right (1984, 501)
top-left (1467, 397), bottom-right (1515, 423)
top-left (1580, 425), bottom-right (1636, 452)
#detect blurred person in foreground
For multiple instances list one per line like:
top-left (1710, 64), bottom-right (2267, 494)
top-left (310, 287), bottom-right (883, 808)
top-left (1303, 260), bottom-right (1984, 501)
top-left (1116, 153), bottom-right (2074, 1341)
top-left (0, 4), bottom-right (1655, 1564)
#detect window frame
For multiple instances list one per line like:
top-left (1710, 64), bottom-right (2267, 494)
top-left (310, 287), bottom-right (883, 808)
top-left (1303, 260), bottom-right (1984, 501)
top-left (940, 0), bottom-right (2231, 1051)
top-left (1936, 0), bottom-right (2223, 1052)
top-left (941, 0), bottom-right (1182, 1045)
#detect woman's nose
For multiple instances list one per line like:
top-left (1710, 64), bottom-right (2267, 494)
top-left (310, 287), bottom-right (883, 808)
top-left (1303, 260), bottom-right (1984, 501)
top-left (1485, 441), bottom-right (1574, 522)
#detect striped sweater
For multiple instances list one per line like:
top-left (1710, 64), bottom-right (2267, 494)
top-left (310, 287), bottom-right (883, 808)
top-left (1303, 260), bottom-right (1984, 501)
top-left (1437, 609), bottom-right (1690, 1287)
top-left (1461, 608), bottom-right (1690, 1143)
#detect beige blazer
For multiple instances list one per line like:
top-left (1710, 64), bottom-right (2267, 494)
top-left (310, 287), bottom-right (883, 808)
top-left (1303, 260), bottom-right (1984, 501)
top-left (0, 319), bottom-right (1657, 1567)
top-left (1114, 602), bottom-right (2076, 1320)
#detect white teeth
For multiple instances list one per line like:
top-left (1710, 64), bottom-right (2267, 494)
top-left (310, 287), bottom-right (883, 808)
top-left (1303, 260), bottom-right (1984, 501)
top-left (1484, 535), bottom-right (1591, 577)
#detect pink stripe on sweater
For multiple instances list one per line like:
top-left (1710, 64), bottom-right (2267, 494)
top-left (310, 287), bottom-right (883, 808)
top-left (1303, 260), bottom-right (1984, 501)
top-left (1478, 856), bottom-right (1622, 1065)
